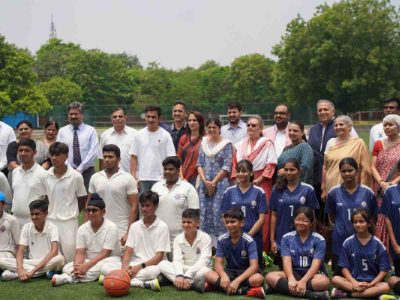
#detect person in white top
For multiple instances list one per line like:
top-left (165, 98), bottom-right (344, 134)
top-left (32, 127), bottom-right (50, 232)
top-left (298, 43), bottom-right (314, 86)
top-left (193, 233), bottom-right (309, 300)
top-left (0, 199), bottom-right (64, 281)
top-left (152, 156), bottom-right (199, 247)
top-left (56, 102), bottom-right (99, 190)
top-left (99, 108), bottom-right (137, 173)
top-left (11, 139), bottom-right (47, 227)
top-left (45, 142), bottom-right (87, 263)
top-left (0, 192), bottom-right (20, 259)
top-left (159, 209), bottom-right (211, 291)
top-left (221, 102), bottom-right (248, 144)
top-left (369, 97), bottom-right (400, 151)
top-left (101, 191), bottom-right (170, 291)
top-left (88, 144), bottom-right (138, 246)
top-left (51, 195), bottom-right (121, 285)
top-left (0, 121), bottom-right (16, 176)
top-left (0, 171), bottom-right (11, 206)
top-left (130, 105), bottom-right (175, 194)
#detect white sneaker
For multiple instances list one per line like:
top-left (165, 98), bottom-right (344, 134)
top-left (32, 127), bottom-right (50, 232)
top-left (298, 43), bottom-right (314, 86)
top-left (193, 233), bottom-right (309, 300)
top-left (1, 270), bottom-right (18, 281)
top-left (51, 274), bottom-right (71, 286)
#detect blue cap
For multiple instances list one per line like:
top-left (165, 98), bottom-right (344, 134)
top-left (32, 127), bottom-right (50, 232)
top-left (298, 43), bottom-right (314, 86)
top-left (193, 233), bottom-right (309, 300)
top-left (0, 192), bottom-right (6, 202)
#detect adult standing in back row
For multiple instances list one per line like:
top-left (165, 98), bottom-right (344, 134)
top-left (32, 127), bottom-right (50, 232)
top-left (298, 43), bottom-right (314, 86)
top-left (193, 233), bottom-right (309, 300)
top-left (130, 105), bottom-right (175, 194)
top-left (57, 102), bottom-right (99, 191)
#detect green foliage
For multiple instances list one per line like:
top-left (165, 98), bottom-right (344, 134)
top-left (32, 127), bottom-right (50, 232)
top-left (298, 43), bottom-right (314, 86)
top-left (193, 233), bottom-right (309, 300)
top-left (228, 53), bottom-right (276, 104)
top-left (13, 86), bottom-right (52, 114)
top-left (38, 76), bottom-right (82, 105)
top-left (273, 0), bottom-right (400, 112)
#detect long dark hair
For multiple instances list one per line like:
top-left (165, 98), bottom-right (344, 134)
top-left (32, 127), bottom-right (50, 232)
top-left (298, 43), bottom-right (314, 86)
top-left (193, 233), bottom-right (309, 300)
top-left (351, 208), bottom-right (375, 235)
top-left (290, 120), bottom-right (307, 142)
top-left (236, 159), bottom-right (254, 182)
top-left (187, 111), bottom-right (205, 137)
top-left (275, 158), bottom-right (301, 192)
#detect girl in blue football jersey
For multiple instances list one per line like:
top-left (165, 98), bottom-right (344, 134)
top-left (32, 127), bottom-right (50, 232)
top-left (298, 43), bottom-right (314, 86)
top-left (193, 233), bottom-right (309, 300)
top-left (382, 180), bottom-right (400, 296)
top-left (221, 160), bottom-right (267, 264)
top-left (325, 157), bottom-right (378, 275)
top-left (265, 207), bottom-right (330, 300)
top-left (269, 158), bottom-right (319, 267)
top-left (331, 208), bottom-right (391, 298)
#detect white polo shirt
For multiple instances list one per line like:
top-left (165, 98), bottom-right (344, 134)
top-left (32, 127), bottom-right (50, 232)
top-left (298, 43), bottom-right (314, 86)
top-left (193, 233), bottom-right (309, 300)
top-left (173, 230), bottom-right (212, 278)
top-left (19, 221), bottom-right (59, 259)
top-left (46, 166), bottom-right (87, 221)
top-left (152, 179), bottom-right (199, 243)
top-left (76, 218), bottom-right (121, 260)
top-left (129, 127), bottom-right (175, 181)
top-left (126, 217), bottom-right (170, 263)
top-left (99, 126), bottom-right (138, 173)
top-left (0, 211), bottom-right (20, 254)
top-left (89, 170), bottom-right (138, 236)
top-left (0, 121), bottom-right (16, 170)
top-left (11, 163), bottom-right (47, 219)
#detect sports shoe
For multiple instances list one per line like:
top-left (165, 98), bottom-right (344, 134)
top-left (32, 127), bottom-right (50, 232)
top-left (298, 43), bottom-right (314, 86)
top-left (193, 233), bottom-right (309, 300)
top-left (143, 278), bottom-right (161, 291)
top-left (246, 287), bottom-right (265, 298)
top-left (379, 295), bottom-right (400, 300)
top-left (46, 271), bottom-right (56, 279)
top-left (98, 274), bottom-right (105, 285)
top-left (192, 277), bottom-right (206, 293)
top-left (309, 290), bottom-right (330, 300)
top-left (51, 274), bottom-right (71, 286)
top-left (331, 287), bottom-right (347, 298)
top-left (263, 284), bottom-right (274, 295)
top-left (1, 270), bottom-right (18, 281)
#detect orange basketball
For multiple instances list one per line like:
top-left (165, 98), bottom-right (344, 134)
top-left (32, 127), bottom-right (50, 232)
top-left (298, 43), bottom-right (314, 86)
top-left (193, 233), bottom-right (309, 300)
top-left (103, 269), bottom-right (131, 297)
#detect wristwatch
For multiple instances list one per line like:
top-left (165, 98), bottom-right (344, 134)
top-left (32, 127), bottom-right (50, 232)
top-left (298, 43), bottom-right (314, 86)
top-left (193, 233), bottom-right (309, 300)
top-left (141, 262), bottom-right (146, 269)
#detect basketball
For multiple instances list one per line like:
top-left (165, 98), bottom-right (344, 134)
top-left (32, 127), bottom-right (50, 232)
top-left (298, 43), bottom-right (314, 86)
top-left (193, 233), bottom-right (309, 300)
top-left (103, 269), bottom-right (131, 297)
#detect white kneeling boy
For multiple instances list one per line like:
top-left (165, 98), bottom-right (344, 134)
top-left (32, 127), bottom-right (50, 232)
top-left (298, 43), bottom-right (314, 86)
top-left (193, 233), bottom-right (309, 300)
top-left (101, 191), bottom-right (170, 291)
top-left (159, 208), bottom-right (211, 291)
top-left (52, 193), bottom-right (121, 285)
top-left (0, 199), bottom-right (64, 281)
top-left (0, 191), bottom-right (20, 260)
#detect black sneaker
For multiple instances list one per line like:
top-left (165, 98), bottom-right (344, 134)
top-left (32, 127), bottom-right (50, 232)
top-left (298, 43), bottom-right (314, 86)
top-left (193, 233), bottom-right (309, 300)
top-left (309, 291), bottom-right (330, 300)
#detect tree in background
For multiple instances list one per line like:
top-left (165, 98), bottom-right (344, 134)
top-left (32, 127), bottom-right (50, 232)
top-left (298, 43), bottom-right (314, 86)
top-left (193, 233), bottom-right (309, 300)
top-left (37, 76), bottom-right (82, 105)
top-left (273, 0), bottom-right (400, 112)
top-left (0, 35), bottom-right (51, 117)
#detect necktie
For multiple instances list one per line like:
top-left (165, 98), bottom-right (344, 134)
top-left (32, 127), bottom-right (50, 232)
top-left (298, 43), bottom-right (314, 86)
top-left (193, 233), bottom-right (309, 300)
top-left (73, 127), bottom-right (82, 167)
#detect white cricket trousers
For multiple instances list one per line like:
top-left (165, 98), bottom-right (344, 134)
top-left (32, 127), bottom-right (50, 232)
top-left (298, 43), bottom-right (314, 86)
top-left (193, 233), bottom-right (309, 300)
top-left (48, 218), bottom-right (78, 263)
top-left (0, 254), bottom-right (65, 276)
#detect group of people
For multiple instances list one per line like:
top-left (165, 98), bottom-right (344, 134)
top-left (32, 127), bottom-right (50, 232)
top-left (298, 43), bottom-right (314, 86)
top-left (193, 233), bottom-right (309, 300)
top-left (0, 98), bottom-right (399, 299)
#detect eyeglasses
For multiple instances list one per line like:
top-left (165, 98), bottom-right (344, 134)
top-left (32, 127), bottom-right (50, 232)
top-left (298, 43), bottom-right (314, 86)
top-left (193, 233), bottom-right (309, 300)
top-left (274, 111), bottom-right (287, 115)
top-left (247, 123), bottom-right (258, 128)
top-left (384, 105), bottom-right (398, 110)
top-left (85, 207), bottom-right (100, 213)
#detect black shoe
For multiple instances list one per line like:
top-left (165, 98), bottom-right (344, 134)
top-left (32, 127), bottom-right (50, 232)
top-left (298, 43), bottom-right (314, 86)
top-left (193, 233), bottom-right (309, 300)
top-left (157, 274), bottom-right (172, 286)
top-left (309, 291), bottom-right (330, 300)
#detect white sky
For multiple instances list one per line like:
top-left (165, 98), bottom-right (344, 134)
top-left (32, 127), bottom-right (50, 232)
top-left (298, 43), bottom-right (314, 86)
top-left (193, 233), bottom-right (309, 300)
top-left (1, 0), bottom-right (399, 70)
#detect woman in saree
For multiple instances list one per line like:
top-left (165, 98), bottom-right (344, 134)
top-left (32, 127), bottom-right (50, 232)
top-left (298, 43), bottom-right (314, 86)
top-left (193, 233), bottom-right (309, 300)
top-left (233, 115), bottom-right (277, 252)
top-left (371, 114), bottom-right (400, 250)
top-left (321, 115), bottom-right (371, 200)
top-left (177, 111), bottom-right (205, 186)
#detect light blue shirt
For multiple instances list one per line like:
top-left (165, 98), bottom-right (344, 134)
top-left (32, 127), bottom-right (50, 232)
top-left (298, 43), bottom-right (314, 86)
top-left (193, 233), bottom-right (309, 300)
top-left (57, 123), bottom-right (99, 172)
top-left (221, 119), bottom-right (247, 144)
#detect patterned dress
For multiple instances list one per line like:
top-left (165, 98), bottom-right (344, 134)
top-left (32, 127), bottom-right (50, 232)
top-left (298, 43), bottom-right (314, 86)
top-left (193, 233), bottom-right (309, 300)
top-left (197, 139), bottom-right (233, 242)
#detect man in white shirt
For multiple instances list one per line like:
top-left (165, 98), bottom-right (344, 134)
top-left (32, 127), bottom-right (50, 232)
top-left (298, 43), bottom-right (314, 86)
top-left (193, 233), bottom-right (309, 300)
top-left (0, 121), bottom-right (16, 177)
top-left (159, 209), bottom-right (211, 291)
top-left (52, 195), bottom-right (121, 285)
top-left (369, 97), bottom-right (400, 151)
top-left (130, 105), bottom-right (175, 193)
top-left (0, 199), bottom-right (64, 281)
top-left (101, 191), bottom-right (170, 291)
top-left (45, 142), bottom-right (87, 263)
top-left (99, 108), bottom-right (137, 173)
top-left (88, 144), bottom-right (138, 246)
top-left (263, 104), bottom-right (291, 157)
top-left (11, 139), bottom-right (47, 227)
top-left (152, 156), bottom-right (199, 247)
top-left (221, 102), bottom-right (248, 144)
top-left (57, 102), bottom-right (99, 190)
top-left (0, 192), bottom-right (20, 259)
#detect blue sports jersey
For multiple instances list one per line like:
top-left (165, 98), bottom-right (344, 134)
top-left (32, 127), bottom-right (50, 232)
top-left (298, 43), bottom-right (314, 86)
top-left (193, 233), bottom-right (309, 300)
top-left (281, 231), bottom-right (326, 275)
top-left (221, 185), bottom-right (267, 256)
top-left (338, 235), bottom-right (391, 282)
top-left (325, 184), bottom-right (378, 256)
top-left (269, 182), bottom-right (319, 249)
top-left (381, 185), bottom-right (400, 259)
top-left (216, 232), bottom-right (258, 270)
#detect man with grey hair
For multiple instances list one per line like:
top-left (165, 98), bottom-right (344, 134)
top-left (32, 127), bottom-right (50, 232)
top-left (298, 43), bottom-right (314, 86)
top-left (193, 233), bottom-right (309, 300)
top-left (57, 102), bottom-right (99, 191)
top-left (308, 100), bottom-right (357, 217)
top-left (369, 97), bottom-right (400, 151)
